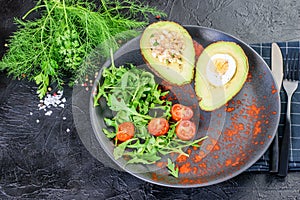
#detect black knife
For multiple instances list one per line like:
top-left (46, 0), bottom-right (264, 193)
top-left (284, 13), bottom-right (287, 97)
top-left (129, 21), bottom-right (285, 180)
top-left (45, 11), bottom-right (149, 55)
top-left (270, 43), bottom-right (283, 173)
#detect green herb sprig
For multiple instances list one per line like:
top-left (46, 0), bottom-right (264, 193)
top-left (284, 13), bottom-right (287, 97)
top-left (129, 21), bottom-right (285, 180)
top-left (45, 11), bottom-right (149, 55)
top-left (0, 0), bottom-right (165, 98)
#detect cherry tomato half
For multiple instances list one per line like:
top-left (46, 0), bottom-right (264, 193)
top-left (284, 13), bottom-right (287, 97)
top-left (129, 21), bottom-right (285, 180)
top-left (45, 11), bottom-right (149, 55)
top-left (116, 122), bottom-right (135, 142)
top-left (171, 104), bottom-right (194, 121)
top-left (148, 118), bottom-right (169, 136)
top-left (175, 120), bottom-right (196, 141)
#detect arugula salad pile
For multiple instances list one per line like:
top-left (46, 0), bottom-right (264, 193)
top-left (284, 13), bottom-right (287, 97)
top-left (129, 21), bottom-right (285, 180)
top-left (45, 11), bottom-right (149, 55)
top-left (94, 58), bottom-right (207, 177)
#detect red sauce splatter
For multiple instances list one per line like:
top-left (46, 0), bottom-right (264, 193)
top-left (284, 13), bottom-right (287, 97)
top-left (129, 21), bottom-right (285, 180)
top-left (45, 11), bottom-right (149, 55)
top-left (176, 154), bottom-right (188, 163)
top-left (193, 40), bottom-right (204, 59)
top-left (199, 162), bottom-right (207, 168)
top-left (156, 161), bottom-right (166, 168)
top-left (152, 173), bottom-right (158, 181)
top-left (246, 71), bottom-right (253, 82)
top-left (179, 163), bottom-right (192, 174)
top-left (247, 104), bottom-right (261, 116)
top-left (226, 107), bottom-right (235, 112)
top-left (193, 154), bottom-right (203, 163)
top-left (225, 159), bottom-right (232, 167)
top-left (253, 121), bottom-right (262, 136)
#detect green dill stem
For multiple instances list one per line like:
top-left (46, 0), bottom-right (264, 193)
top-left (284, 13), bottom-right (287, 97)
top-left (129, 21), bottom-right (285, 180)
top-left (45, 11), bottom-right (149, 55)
top-left (99, 0), bottom-right (112, 19)
top-left (62, 0), bottom-right (69, 29)
top-left (22, 5), bottom-right (46, 19)
top-left (40, 1), bottom-right (58, 47)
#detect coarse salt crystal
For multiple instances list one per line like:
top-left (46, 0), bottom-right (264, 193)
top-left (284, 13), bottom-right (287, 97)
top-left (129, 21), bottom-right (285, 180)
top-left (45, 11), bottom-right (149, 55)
top-left (45, 110), bottom-right (53, 116)
top-left (63, 117), bottom-right (66, 120)
top-left (39, 105), bottom-right (46, 110)
top-left (30, 112), bottom-right (33, 115)
top-left (66, 128), bottom-right (70, 133)
top-left (36, 119), bottom-right (40, 123)
top-left (38, 90), bottom-right (65, 116)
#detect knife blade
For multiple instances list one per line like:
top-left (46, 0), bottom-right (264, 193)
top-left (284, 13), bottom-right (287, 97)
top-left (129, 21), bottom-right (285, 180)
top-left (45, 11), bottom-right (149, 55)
top-left (270, 42), bottom-right (283, 173)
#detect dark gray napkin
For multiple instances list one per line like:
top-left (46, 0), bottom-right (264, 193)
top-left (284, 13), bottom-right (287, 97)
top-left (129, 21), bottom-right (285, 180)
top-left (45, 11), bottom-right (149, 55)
top-left (248, 41), bottom-right (300, 171)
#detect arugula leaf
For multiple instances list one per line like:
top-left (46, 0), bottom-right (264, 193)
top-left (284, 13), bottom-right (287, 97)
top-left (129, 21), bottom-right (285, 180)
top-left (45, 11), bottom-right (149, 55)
top-left (126, 155), bottom-right (161, 165)
top-left (102, 128), bottom-right (116, 139)
top-left (167, 158), bottom-right (179, 178)
top-left (108, 95), bottom-right (152, 120)
top-left (113, 138), bottom-right (137, 160)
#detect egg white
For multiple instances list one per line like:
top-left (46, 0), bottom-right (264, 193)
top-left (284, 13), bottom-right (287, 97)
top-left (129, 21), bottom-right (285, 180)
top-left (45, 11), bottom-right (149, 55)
top-left (206, 53), bottom-right (236, 87)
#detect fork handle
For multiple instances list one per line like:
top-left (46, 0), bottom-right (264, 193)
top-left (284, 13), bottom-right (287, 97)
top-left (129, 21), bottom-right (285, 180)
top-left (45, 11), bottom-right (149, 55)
top-left (278, 99), bottom-right (292, 177)
top-left (270, 131), bottom-right (279, 173)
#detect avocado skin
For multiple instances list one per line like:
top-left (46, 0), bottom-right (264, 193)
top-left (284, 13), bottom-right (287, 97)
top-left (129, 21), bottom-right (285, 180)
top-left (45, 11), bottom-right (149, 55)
top-left (195, 41), bottom-right (249, 111)
top-left (140, 21), bottom-right (195, 86)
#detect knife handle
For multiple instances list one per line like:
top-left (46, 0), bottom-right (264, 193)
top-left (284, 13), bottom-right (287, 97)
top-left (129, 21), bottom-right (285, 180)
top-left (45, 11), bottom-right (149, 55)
top-left (270, 131), bottom-right (279, 173)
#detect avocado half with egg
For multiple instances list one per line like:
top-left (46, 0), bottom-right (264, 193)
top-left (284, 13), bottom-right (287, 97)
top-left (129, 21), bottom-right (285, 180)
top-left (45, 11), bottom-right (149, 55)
top-left (195, 41), bottom-right (249, 111)
top-left (140, 21), bottom-right (195, 85)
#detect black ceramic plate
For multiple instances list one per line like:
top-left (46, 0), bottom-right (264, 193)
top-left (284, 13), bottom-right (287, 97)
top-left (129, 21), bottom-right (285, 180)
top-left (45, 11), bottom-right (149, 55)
top-left (90, 25), bottom-right (280, 187)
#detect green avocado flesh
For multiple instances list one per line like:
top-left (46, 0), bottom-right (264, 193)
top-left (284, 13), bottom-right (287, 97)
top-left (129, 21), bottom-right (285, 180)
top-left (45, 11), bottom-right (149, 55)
top-left (140, 21), bottom-right (195, 85)
top-left (195, 41), bottom-right (249, 111)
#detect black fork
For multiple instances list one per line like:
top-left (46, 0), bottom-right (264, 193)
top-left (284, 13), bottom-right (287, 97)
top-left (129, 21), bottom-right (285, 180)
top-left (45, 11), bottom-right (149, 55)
top-left (278, 51), bottom-right (300, 177)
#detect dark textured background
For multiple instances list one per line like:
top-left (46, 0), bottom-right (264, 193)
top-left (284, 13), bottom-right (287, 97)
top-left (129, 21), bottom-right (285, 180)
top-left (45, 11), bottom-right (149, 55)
top-left (1, 0), bottom-right (300, 199)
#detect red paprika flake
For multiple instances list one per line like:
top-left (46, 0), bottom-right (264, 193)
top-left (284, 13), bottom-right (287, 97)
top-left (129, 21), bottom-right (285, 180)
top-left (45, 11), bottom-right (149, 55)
top-left (155, 15), bottom-right (161, 19)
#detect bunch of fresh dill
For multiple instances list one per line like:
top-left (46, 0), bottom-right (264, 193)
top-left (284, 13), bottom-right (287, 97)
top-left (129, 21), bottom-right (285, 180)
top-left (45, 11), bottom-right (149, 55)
top-left (0, 0), bottom-right (165, 98)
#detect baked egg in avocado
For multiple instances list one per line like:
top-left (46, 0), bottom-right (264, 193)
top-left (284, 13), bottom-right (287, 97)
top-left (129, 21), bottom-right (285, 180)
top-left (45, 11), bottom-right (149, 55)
top-left (195, 41), bottom-right (249, 111)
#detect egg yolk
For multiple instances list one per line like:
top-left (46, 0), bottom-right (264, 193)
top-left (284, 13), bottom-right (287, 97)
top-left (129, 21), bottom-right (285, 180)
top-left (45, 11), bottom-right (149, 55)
top-left (206, 53), bottom-right (236, 87)
top-left (214, 58), bottom-right (229, 75)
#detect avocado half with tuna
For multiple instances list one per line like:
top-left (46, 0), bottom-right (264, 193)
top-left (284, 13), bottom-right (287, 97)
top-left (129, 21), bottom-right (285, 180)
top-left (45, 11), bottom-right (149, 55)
top-left (140, 21), bottom-right (195, 85)
top-left (195, 41), bottom-right (249, 111)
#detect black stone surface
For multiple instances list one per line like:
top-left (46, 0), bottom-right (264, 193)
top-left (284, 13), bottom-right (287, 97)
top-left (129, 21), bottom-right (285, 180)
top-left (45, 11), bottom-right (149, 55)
top-left (1, 0), bottom-right (300, 199)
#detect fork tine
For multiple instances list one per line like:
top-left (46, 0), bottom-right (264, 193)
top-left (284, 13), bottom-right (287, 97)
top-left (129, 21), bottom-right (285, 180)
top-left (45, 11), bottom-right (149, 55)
top-left (291, 52), bottom-right (295, 81)
top-left (292, 51), bottom-right (299, 81)
top-left (292, 51), bottom-right (297, 81)
top-left (284, 53), bottom-right (289, 80)
top-left (285, 51), bottom-right (299, 81)
top-left (297, 52), bottom-right (300, 81)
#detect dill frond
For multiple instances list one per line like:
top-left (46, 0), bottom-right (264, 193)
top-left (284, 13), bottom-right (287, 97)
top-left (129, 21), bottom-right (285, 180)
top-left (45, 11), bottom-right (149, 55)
top-left (0, 0), bottom-right (166, 98)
